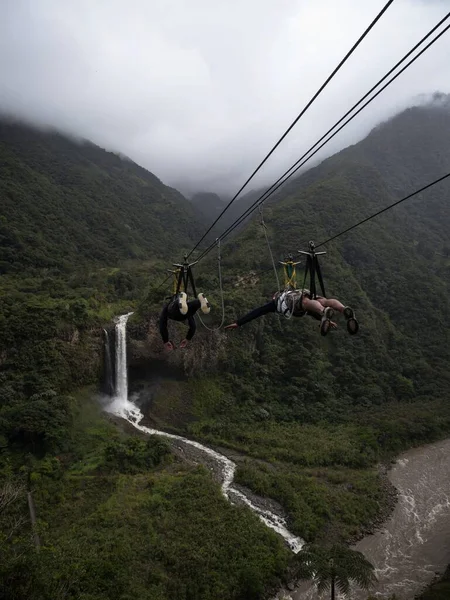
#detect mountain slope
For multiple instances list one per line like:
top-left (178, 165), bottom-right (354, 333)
top-left (190, 191), bottom-right (225, 222)
top-left (215, 98), bottom-right (450, 401)
top-left (0, 119), bottom-right (202, 273)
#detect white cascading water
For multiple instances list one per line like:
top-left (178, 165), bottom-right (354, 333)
top-left (113, 313), bottom-right (134, 402)
top-left (103, 328), bottom-right (114, 397)
top-left (107, 313), bottom-right (303, 554)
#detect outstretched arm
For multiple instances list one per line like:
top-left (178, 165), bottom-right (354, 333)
top-left (159, 303), bottom-right (170, 343)
top-left (186, 314), bottom-right (197, 340)
top-left (226, 301), bottom-right (277, 328)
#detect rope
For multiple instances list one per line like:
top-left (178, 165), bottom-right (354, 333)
top-left (156, 272), bottom-right (172, 292)
top-left (316, 171), bottom-right (450, 248)
top-left (196, 239), bottom-right (226, 331)
top-left (259, 204), bottom-right (281, 291)
top-left (186, 0), bottom-right (395, 259)
top-left (193, 14), bottom-right (450, 264)
top-left (258, 205), bottom-right (284, 328)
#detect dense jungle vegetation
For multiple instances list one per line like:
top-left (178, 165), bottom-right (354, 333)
top-left (2, 97), bottom-right (450, 599)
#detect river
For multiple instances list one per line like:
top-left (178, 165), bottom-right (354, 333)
top-left (276, 438), bottom-right (450, 599)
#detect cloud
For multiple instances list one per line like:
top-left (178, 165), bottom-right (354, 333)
top-left (1, 0), bottom-right (449, 197)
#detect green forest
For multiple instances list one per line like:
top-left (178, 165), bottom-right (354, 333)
top-left (2, 99), bottom-right (450, 599)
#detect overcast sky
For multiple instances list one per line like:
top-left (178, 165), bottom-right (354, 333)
top-left (1, 0), bottom-right (449, 196)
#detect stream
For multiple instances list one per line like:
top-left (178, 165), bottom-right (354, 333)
top-left (107, 313), bottom-right (303, 553)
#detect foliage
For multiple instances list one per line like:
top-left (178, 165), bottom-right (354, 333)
top-left (0, 392), bottom-right (289, 600)
top-left (0, 119), bottom-right (202, 273)
top-left (102, 436), bottom-right (172, 474)
top-left (294, 543), bottom-right (377, 599)
top-left (0, 391), bottom-right (72, 456)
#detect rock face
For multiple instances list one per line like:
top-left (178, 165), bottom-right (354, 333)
top-left (128, 315), bottom-right (226, 378)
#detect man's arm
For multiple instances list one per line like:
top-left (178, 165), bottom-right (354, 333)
top-left (235, 301), bottom-right (277, 327)
top-left (159, 304), bottom-right (170, 343)
top-left (186, 314), bottom-right (197, 340)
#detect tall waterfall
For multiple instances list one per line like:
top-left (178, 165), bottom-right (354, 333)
top-left (113, 313), bottom-right (134, 403)
top-left (107, 312), bottom-right (303, 554)
top-left (103, 328), bottom-right (114, 397)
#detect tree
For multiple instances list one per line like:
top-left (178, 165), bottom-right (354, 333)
top-left (294, 543), bottom-right (377, 599)
top-left (0, 478), bottom-right (34, 599)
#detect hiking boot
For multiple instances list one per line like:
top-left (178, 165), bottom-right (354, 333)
top-left (320, 307), bottom-right (334, 336)
top-left (178, 292), bottom-right (188, 315)
top-left (198, 292), bottom-right (210, 314)
top-left (344, 306), bottom-right (359, 335)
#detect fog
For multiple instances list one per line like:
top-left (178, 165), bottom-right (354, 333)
top-left (1, 0), bottom-right (449, 196)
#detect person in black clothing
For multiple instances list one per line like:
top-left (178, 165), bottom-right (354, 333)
top-left (159, 291), bottom-right (210, 350)
top-left (224, 289), bottom-right (358, 336)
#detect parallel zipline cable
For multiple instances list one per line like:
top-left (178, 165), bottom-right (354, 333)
top-left (237, 173), bottom-right (450, 283)
top-left (159, 173), bottom-right (450, 297)
top-left (156, 272), bottom-right (172, 292)
top-left (186, 0), bottom-right (395, 259)
top-left (315, 171), bottom-right (450, 248)
top-left (194, 13), bottom-right (450, 263)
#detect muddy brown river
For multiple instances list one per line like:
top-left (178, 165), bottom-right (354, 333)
top-left (276, 438), bottom-right (450, 599)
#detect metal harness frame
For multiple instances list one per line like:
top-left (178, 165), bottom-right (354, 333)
top-left (299, 241), bottom-right (327, 299)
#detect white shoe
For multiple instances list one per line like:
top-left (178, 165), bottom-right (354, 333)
top-left (198, 293), bottom-right (210, 314)
top-left (178, 292), bottom-right (188, 315)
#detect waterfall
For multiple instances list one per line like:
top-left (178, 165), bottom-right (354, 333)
top-left (107, 312), bottom-right (303, 554)
top-left (113, 313), bottom-right (134, 404)
top-left (103, 328), bottom-right (115, 396)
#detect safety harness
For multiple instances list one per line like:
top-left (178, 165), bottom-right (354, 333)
top-left (299, 241), bottom-right (327, 299)
top-left (279, 253), bottom-right (301, 290)
top-left (168, 254), bottom-right (198, 299)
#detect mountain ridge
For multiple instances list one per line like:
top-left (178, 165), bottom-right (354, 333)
top-left (0, 117), bottom-right (204, 273)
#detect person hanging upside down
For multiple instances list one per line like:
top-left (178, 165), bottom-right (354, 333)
top-left (159, 292), bottom-right (210, 350)
top-left (224, 289), bottom-right (358, 336)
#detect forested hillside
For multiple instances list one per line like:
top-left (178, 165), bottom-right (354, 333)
top-left (0, 117), bottom-right (204, 413)
top-left (215, 97), bottom-right (450, 412)
top-left (190, 191), bottom-right (224, 222)
top-left (0, 118), bottom-right (201, 273)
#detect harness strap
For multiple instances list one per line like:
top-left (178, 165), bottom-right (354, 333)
top-left (171, 255), bottom-right (199, 298)
top-left (280, 255), bottom-right (301, 290)
top-left (299, 241), bottom-right (327, 300)
top-left (315, 256), bottom-right (327, 298)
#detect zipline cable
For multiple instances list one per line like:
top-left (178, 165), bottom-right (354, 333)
top-left (315, 171), bottom-right (450, 248)
top-left (196, 13), bottom-right (450, 258)
top-left (194, 16), bottom-right (450, 263)
top-left (186, 0), bottom-right (395, 259)
top-left (155, 272), bottom-right (172, 292)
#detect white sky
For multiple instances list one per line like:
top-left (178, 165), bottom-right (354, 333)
top-left (1, 0), bottom-right (449, 196)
